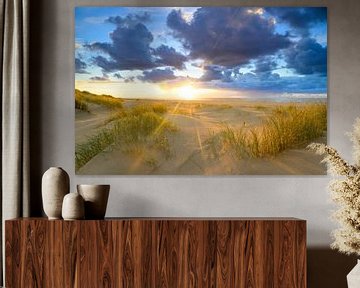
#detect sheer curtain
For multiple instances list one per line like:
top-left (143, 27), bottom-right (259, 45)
top-left (0, 0), bottom-right (30, 284)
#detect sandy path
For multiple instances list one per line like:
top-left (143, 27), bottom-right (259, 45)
top-left (75, 105), bottom-right (112, 144)
top-left (155, 114), bottom-right (214, 174)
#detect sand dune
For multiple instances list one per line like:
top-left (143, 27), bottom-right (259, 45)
top-left (76, 98), bottom-right (327, 175)
top-left (76, 104), bottom-right (113, 145)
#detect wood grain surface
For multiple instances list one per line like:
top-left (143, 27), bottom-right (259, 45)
top-left (5, 218), bottom-right (306, 287)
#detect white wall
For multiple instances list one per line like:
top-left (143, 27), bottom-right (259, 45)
top-left (31, 0), bottom-right (360, 247)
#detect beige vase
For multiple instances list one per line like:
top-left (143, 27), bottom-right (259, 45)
top-left (347, 260), bottom-right (360, 288)
top-left (62, 192), bottom-right (85, 220)
top-left (77, 184), bottom-right (110, 219)
top-left (42, 167), bottom-right (70, 219)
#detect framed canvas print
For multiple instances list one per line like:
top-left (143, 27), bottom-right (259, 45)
top-left (75, 6), bottom-right (327, 175)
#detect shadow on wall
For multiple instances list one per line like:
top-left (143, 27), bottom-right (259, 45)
top-left (308, 248), bottom-right (357, 288)
top-left (29, 0), bottom-right (45, 216)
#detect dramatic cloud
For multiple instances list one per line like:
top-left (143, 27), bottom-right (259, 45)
top-left (285, 37), bottom-right (327, 76)
top-left (199, 58), bottom-right (326, 93)
top-left (75, 58), bottom-right (88, 74)
top-left (76, 7), bottom-right (327, 95)
top-left (215, 72), bottom-right (326, 93)
top-left (167, 7), bottom-right (291, 67)
top-left (214, 68), bottom-right (327, 94)
top-left (138, 68), bottom-right (176, 83)
top-left (153, 45), bottom-right (187, 69)
top-left (86, 14), bottom-right (186, 72)
top-left (267, 7), bottom-right (327, 36)
top-left (199, 65), bottom-right (224, 81)
top-left (87, 20), bottom-right (155, 71)
top-left (253, 57), bottom-right (278, 74)
top-left (107, 12), bottom-right (151, 25)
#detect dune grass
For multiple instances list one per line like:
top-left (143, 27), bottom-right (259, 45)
top-left (206, 103), bottom-right (327, 160)
top-left (75, 104), bottom-right (176, 171)
top-left (75, 96), bottom-right (89, 112)
top-left (75, 89), bottom-right (124, 110)
top-left (75, 129), bottom-right (115, 170)
top-left (130, 103), bottom-right (168, 115)
top-left (103, 103), bottom-right (169, 126)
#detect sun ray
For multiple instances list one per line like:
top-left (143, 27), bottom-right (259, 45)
top-left (196, 128), bottom-right (203, 154)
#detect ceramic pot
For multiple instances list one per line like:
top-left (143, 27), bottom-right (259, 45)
top-left (77, 184), bottom-right (110, 219)
top-left (347, 259), bottom-right (360, 287)
top-left (42, 167), bottom-right (70, 219)
top-left (62, 192), bottom-right (85, 220)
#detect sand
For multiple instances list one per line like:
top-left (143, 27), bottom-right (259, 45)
top-left (76, 98), bottom-right (327, 175)
top-left (76, 104), bottom-right (114, 145)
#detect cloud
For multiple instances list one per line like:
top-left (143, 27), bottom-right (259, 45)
top-left (138, 68), bottom-right (176, 83)
top-left (89, 72), bottom-right (109, 81)
top-left (199, 65), bottom-right (247, 83)
top-left (196, 58), bottom-right (326, 93)
top-left (267, 7), bottom-right (327, 36)
top-left (253, 57), bottom-right (278, 74)
top-left (113, 73), bottom-right (123, 79)
top-left (212, 71), bottom-right (326, 93)
top-left (285, 37), bottom-right (327, 76)
top-left (197, 58), bottom-right (326, 93)
top-left (87, 20), bottom-right (156, 71)
top-left (107, 12), bottom-right (151, 25)
top-left (153, 45), bottom-right (187, 69)
top-left (75, 58), bottom-right (89, 74)
top-left (200, 65), bottom-right (224, 81)
top-left (167, 7), bottom-right (291, 67)
top-left (86, 13), bottom-right (186, 72)
top-left (89, 76), bottom-right (109, 81)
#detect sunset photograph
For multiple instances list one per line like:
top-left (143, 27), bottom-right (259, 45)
top-left (75, 6), bottom-right (327, 175)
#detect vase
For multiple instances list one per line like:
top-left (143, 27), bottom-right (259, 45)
top-left (347, 259), bottom-right (360, 288)
top-left (42, 167), bottom-right (70, 219)
top-left (77, 184), bottom-right (110, 219)
top-left (62, 192), bottom-right (85, 220)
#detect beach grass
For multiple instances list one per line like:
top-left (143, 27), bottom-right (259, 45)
top-left (75, 128), bottom-right (115, 171)
top-left (75, 89), bottom-right (124, 110)
top-left (131, 103), bottom-right (168, 115)
top-left (75, 96), bottom-right (89, 112)
top-left (75, 103), bottom-right (176, 171)
top-left (206, 103), bottom-right (327, 160)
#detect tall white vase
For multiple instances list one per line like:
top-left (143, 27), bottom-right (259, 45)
top-left (42, 167), bottom-right (70, 219)
top-left (347, 260), bottom-right (360, 288)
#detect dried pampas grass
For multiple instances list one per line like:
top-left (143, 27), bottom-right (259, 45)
top-left (308, 118), bottom-right (360, 256)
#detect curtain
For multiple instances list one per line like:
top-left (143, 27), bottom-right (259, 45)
top-left (0, 0), bottom-right (30, 284)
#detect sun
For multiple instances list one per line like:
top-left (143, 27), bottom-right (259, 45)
top-left (176, 85), bottom-right (197, 100)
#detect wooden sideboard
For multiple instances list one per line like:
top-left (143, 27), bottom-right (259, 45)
top-left (5, 218), bottom-right (306, 287)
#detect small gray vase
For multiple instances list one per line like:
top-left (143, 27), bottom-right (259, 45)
top-left (62, 192), bottom-right (85, 220)
top-left (77, 184), bottom-right (110, 219)
top-left (42, 167), bottom-right (70, 219)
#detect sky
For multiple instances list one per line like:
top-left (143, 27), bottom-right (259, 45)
top-left (75, 7), bottom-right (327, 100)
